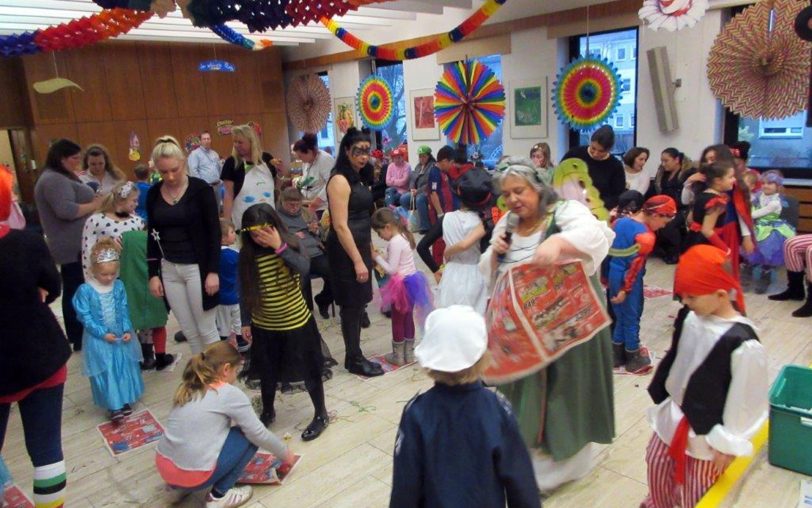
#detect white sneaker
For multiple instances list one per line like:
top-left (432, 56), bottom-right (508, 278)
top-left (205, 486), bottom-right (253, 508)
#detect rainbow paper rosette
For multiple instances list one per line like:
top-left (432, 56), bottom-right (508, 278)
top-left (552, 56), bottom-right (623, 132)
top-left (357, 76), bottom-right (395, 130)
top-left (434, 60), bottom-right (505, 145)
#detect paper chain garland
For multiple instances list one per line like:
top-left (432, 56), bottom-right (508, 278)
top-left (0, 8), bottom-right (153, 57)
top-left (552, 56), bottom-right (623, 132)
top-left (434, 60), bottom-right (505, 145)
top-left (321, 0), bottom-right (508, 61)
top-left (357, 76), bottom-right (395, 130)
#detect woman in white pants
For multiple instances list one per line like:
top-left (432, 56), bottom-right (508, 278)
top-left (147, 136), bottom-right (222, 354)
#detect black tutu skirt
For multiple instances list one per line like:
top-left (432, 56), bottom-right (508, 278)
top-left (244, 317), bottom-right (324, 384)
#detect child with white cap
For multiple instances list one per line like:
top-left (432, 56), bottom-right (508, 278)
top-left (389, 305), bottom-right (540, 508)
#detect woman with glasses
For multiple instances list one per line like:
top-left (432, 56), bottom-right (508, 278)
top-left (146, 135), bottom-right (222, 355)
top-left (325, 128), bottom-right (384, 377)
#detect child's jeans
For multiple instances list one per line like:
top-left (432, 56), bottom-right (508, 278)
top-left (181, 427), bottom-right (257, 495)
top-left (609, 274), bottom-right (644, 351)
top-left (391, 306), bottom-right (415, 343)
top-left (642, 433), bottom-right (720, 508)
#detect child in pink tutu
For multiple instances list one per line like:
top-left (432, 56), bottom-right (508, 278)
top-left (371, 208), bottom-right (433, 366)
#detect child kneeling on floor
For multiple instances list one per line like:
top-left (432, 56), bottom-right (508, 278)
top-left (642, 245), bottom-right (768, 508)
top-left (156, 342), bottom-right (294, 508)
top-left (390, 305), bottom-right (540, 508)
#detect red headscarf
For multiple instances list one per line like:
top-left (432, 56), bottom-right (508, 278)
top-left (674, 244), bottom-right (745, 313)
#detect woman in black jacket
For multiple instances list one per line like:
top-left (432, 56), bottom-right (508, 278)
top-left (0, 168), bottom-right (71, 508)
top-left (147, 135), bottom-right (221, 355)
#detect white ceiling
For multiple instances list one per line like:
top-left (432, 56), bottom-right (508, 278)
top-left (0, 0), bottom-right (611, 47)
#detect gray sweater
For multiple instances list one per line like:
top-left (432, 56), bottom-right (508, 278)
top-left (157, 383), bottom-right (287, 473)
top-left (34, 169), bottom-right (95, 265)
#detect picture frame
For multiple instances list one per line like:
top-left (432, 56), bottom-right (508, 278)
top-left (409, 88), bottom-right (440, 141)
top-left (509, 78), bottom-right (548, 139)
top-left (334, 97), bottom-right (358, 143)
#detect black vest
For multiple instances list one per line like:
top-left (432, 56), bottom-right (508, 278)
top-left (648, 314), bottom-right (759, 434)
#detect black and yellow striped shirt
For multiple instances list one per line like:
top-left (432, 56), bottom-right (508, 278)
top-left (251, 253), bottom-right (311, 331)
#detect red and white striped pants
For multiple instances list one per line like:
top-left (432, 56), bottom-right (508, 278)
top-left (783, 234), bottom-right (812, 282)
top-left (641, 433), bottom-right (721, 508)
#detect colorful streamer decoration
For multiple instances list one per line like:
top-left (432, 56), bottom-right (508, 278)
top-left (434, 60), bottom-right (505, 145)
top-left (356, 76), bottom-right (395, 131)
top-left (552, 56), bottom-right (623, 132)
top-left (209, 23), bottom-right (275, 51)
top-left (0, 8), bottom-right (152, 57)
top-left (321, 0), bottom-right (508, 61)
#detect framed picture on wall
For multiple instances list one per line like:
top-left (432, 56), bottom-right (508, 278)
top-left (334, 97), bottom-right (358, 142)
top-left (409, 88), bottom-right (440, 141)
top-left (509, 78), bottom-right (548, 139)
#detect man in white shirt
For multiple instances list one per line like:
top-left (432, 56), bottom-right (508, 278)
top-left (187, 131), bottom-right (223, 207)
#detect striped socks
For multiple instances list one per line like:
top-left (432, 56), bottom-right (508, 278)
top-left (33, 460), bottom-right (66, 508)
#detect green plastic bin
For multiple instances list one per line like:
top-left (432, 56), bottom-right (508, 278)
top-left (768, 365), bottom-right (812, 476)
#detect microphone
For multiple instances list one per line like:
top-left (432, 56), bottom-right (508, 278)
top-left (497, 212), bottom-right (519, 263)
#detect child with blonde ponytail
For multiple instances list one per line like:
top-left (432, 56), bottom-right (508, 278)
top-left (157, 342), bottom-right (293, 508)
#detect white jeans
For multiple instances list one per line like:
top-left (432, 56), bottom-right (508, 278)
top-left (161, 260), bottom-right (219, 354)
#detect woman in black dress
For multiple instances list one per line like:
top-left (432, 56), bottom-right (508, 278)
top-left (326, 128), bottom-right (384, 377)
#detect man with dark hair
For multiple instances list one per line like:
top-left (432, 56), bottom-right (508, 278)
top-left (426, 146), bottom-right (461, 266)
top-left (563, 124), bottom-right (626, 212)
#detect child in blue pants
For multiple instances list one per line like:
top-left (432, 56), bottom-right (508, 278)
top-left (609, 196), bottom-right (677, 374)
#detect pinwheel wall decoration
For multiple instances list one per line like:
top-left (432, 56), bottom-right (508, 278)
top-left (356, 76), bottom-right (395, 131)
top-left (707, 0), bottom-right (811, 119)
top-left (638, 0), bottom-right (709, 32)
top-left (286, 74), bottom-right (332, 134)
top-left (434, 60), bottom-right (505, 145)
top-left (0, 8), bottom-right (153, 57)
top-left (552, 56), bottom-right (623, 131)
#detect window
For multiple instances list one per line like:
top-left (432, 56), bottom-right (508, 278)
top-left (571, 28), bottom-right (639, 154)
top-left (373, 60), bottom-right (407, 152)
top-left (589, 48), bottom-right (602, 59)
top-left (316, 73), bottom-right (335, 151)
top-left (734, 112), bottom-right (811, 171)
top-left (631, 113), bottom-right (636, 127)
top-left (442, 54), bottom-right (504, 168)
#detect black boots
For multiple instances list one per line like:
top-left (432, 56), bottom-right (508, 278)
top-left (769, 270), bottom-right (805, 301)
top-left (612, 343), bottom-right (625, 369)
top-left (140, 343), bottom-right (156, 370)
top-left (625, 348), bottom-right (652, 374)
top-left (792, 282), bottom-right (812, 318)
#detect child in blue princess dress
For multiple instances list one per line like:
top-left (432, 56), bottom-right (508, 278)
top-left (73, 237), bottom-right (144, 424)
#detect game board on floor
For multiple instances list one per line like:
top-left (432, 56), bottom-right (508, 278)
top-left (97, 409), bottom-right (164, 457)
top-left (2, 485), bottom-right (34, 508)
top-left (644, 285), bottom-right (672, 299)
top-left (238, 453), bottom-right (302, 485)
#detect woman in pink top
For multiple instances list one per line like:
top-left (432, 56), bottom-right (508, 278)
top-left (384, 148), bottom-right (412, 207)
top-left (371, 208), bottom-right (433, 366)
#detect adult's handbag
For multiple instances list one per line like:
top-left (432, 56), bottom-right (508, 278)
top-left (483, 260), bottom-right (611, 385)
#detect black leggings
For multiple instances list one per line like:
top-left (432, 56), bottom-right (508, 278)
top-left (339, 305), bottom-right (365, 362)
top-left (60, 261), bottom-right (84, 349)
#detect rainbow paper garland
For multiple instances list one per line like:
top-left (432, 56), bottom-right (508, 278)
top-left (434, 60), bottom-right (505, 145)
top-left (0, 8), bottom-right (152, 57)
top-left (321, 0), bottom-right (508, 61)
top-left (552, 56), bottom-right (623, 131)
top-left (210, 23), bottom-right (276, 51)
top-left (357, 76), bottom-right (395, 130)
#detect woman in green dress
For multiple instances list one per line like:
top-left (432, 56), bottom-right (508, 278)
top-left (479, 157), bottom-right (616, 492)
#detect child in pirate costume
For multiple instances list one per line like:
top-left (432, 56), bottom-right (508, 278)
top-left (642, 245), bottom-right (767, 508)
top-left (608, 195), bottom-right (677, 373)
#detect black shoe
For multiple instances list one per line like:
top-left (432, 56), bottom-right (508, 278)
top-left (769, 270), bottom-right (806, 301)
top-left (174, 331), bottom-right (187, 343)
top-left (382, 310), bottom-right (392, 319)
top-left (323, 356), bottom-right (339, 368)
top-left (155, 353), bottom-right (175, 371)
top-left (360, 311), bottom-right (371, 329)
top-left (322, 368), bottom-right (333, 382)
top-left (346, 357), bottom-right (384, 377)
top-left (122, 403), bottom-right (133, 416)
top-left (110, 409), bottom-right (125, 425)
top-left (140, 357), bottom-right (157, 370)
top-left (301, 415), bottom-right (329, 441)
top-left (317, 301), bottom-right (331, 320)
top-left (260, 409), bottom-right (275, 427)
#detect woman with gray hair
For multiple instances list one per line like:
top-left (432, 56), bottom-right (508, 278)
top-left (479, 156), bottom-right (616, 492)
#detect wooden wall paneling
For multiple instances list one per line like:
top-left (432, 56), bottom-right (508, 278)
top-left (64, 46), bottom-right (113, 123)
top-left (30, 123), bottom-right (78, 170)
top-left (202, 63), bottom-right (241, 117)
top-left (0, 58), bottom-right (32, 128)
top-left (260, 112), bottom-right (290, 164)
top-left (208, 115), bottom-right (234, 157)
top-left (171, 45), bottom-right (210, 118)
top-left (75, 121), bottom-right (121, 169)
top-left (146, 117), bottom-right (182, 153)
top-left (137, 43), bottom-right (179, 120)
top-left (23, 53), bottom-right (75, 125)
top-left (102, 119), bottom-right (150, 178)
top-left (103, 43), bottom-right (147, 121)
top-left (229, 51), bottom-right (264, 115)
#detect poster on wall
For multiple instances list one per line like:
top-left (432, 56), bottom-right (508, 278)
top-left (409, 88), bottom-right (440, 141)
top-left (509, 78), bottom-right (548, 139)
top-left (334, 97), bottom-right (358, 143)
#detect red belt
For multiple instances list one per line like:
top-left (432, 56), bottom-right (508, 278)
top-left (668, 416), bottom-right (691, 485)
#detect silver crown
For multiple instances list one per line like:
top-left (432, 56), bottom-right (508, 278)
top-left (95, 248), bottom-right (120, 264)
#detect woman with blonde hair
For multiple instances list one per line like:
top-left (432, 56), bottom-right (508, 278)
top-left (80, 144), bottom-right (126, 194)
top-left (221, 124), bottom-right (284, 229)
top-left (146, 135), bottom-right (221, 355)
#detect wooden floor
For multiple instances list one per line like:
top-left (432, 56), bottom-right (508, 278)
top-left (3, 254), bottom-right (811, 507)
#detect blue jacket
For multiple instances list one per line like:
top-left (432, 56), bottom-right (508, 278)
top-left (391, 381), bottom-right (541, 508)
top-left (219, 246), bottom-right (240, 305)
